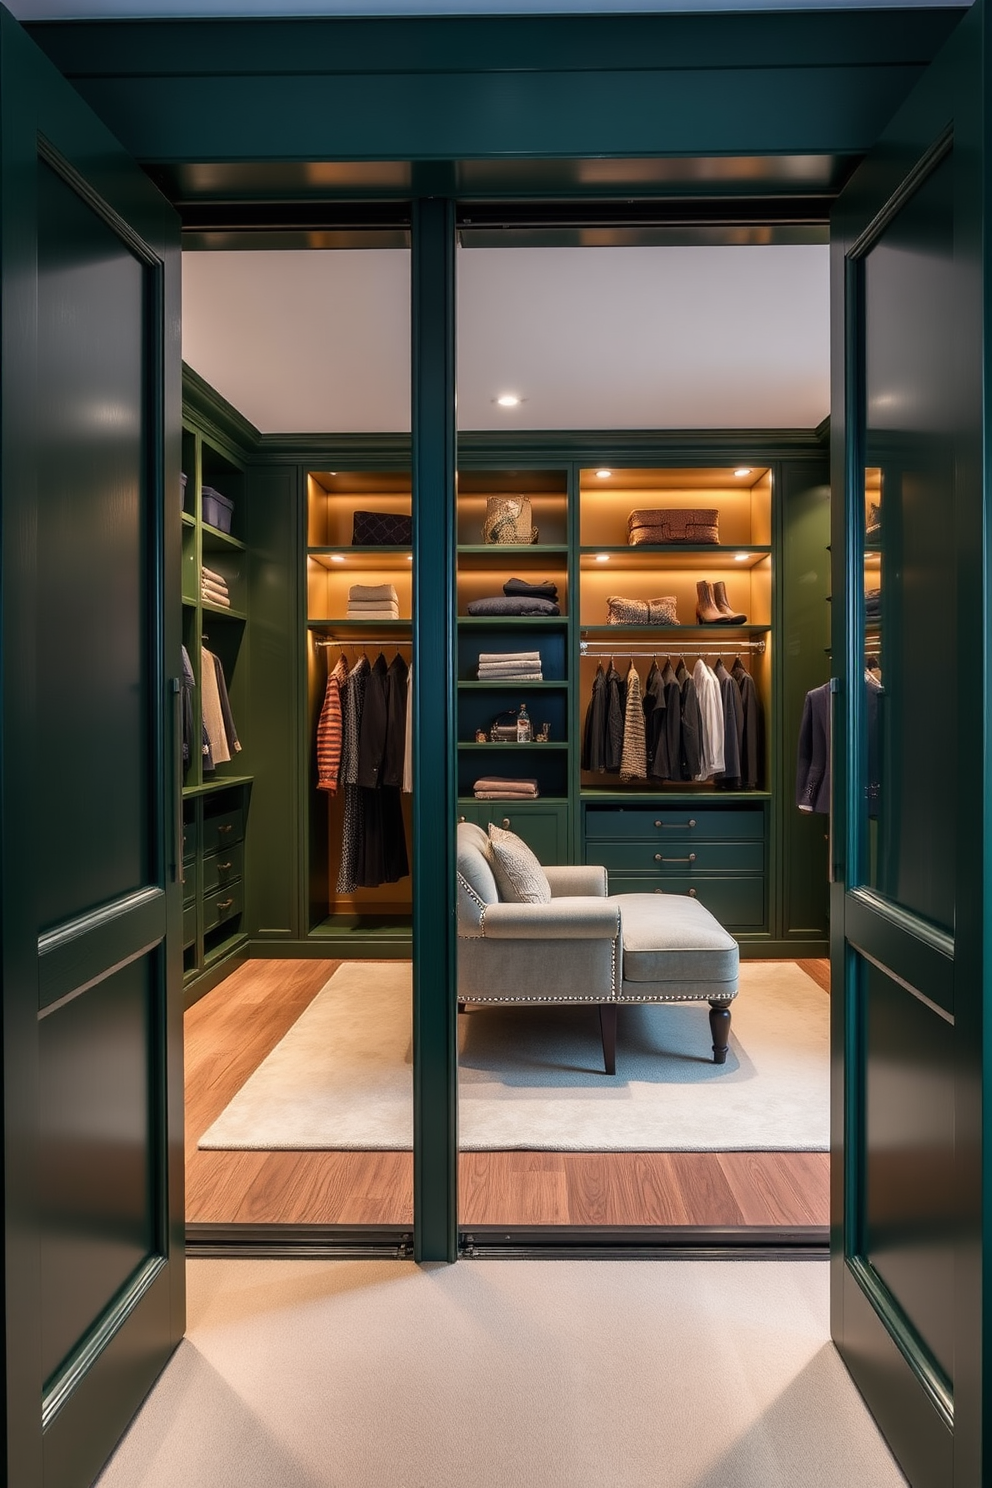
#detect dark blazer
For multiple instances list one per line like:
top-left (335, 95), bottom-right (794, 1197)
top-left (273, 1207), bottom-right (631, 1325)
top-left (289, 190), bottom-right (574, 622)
top-left (714, 660), bottom-right (744, 788)
top-left (581, 663), bottom-right (607, 771)
top-left (796, 681), bottom-right (830, 814)
top-left (732, 659), bottom-right (763, 790)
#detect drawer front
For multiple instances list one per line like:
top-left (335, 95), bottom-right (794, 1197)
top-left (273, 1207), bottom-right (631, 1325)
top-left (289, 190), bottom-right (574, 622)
top-left (201, 842), bottom-right (244, 896)
top-left (202, 880), bottom-right (243, 934)
top-left (596, 840), bottom-right (764, 875)
top-left (459, 803), bottom-right (568, 865)
top-left (182, 902), bottom-right (197, 949)
top-left (608, 873), bottom-right (766, 928)
top-left (202, 806), bottom-right (244, 855)
top-left (182, 859), bottom-right (198, 907)
top-left (585, 807), bottom-right (763, 841)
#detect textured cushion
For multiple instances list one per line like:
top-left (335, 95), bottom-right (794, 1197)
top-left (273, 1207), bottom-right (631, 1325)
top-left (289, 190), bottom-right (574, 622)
top-left (487, 824), bottom-right (552, 904)
top-left (611, 893), bottom-right (739, 984)
top-left (456, 822), bottom-right (499, 935)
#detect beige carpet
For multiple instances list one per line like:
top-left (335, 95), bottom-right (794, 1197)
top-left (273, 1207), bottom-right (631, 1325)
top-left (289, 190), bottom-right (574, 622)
top-left (199, 960), bottom-right (828, 1152)
top-left (94, 1258), bottom-right (906, 1488)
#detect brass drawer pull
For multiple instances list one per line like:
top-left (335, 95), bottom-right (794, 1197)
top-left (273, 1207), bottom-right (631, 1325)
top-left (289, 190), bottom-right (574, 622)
top-left (217, 823), bottom-right (234, 835)
top-left (218, 861), bottom-right (232, 871)
top-left (654, 819), bottom-right (696, 829)
top-left (217, 898), bottom-right (235, 911)
top-left (688, 888), bottom-right (697, 897)
top-left (654, 853), bottom-right (696, 863)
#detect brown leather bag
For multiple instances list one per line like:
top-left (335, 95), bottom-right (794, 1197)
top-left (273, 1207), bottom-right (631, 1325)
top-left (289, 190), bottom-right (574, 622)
top-left (627, 507), bottom-right (719, 545)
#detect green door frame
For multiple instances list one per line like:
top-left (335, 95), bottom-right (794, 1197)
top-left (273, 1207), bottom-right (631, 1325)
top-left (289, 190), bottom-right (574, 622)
top-left (18, 4), bottom-right (971, 1268)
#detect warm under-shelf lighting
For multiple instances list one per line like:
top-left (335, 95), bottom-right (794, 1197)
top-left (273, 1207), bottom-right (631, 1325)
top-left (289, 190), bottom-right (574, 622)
top-left (331, 554), bottom-right (345, 563)
top-left (595, 553), bottom-right (610, 562)
top-left (734, 467), bottom-right (752, 478)
top-left (496, 393), bottom-right (521, 407)
top-left (735, 552), bottom-right (749, 562)
top-left (596, 469), bottom-right (612, 478)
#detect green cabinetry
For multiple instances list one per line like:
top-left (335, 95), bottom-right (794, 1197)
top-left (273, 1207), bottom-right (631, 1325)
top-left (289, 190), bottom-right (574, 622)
top-left (458, 801), bottom-right (569, 864)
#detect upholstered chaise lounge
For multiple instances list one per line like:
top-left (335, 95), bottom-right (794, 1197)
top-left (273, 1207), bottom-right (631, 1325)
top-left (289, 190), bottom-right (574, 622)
top-left (456, 821), bottom-right (740, 1074)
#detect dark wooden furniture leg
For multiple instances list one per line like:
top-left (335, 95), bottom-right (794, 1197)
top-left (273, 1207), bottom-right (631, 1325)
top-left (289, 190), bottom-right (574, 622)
top-left (458, 1001), bottom-right (466, 1014)
top-left (599, 1004), bottom-right (618, 1075)
top-left (708, 1000), bottom-right (731, 1064)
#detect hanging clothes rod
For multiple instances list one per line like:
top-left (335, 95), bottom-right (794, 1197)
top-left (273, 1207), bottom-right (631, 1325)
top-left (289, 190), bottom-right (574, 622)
top-left (580, 639), bottom-right (766, 656)
top-left (314, 636), bottom-right (413, 648)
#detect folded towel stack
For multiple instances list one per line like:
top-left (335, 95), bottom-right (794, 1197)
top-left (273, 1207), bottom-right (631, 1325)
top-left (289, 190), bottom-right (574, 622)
top-left (348, 581), bottom-right (400, 619)
top-left (477, 650), bottom-right (543, 681)
top-left (503, 577), bottom-right (559, 602)
top-left (473, 776), bottom-right (540, 800)
top-left (202, 564), bottom-right (231, 608)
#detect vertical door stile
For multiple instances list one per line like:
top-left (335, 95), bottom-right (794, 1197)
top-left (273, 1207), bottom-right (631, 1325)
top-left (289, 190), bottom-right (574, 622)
top-left (410, 198), bottom-right (459, 1263)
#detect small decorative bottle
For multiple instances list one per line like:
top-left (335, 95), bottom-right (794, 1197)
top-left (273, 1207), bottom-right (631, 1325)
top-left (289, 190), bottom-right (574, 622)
top-left (516, 702), bottom-right (532, 743)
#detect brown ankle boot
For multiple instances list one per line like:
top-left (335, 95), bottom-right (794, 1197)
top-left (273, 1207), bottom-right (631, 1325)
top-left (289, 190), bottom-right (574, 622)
top-left (695, 579), bottom-right (723, 623)
top-left (712, 581), bottom-right (746, 623)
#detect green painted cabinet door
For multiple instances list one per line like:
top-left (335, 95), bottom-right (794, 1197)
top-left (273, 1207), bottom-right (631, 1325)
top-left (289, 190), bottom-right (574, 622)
top-left (459, 803), bottom-right (568, 864)
top-left (830, 4), bottom-right (988, 1484)
top-left (0, 10), bottom-right (182, 1488)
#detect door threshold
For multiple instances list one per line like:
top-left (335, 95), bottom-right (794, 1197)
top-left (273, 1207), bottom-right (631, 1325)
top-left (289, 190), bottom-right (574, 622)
top-left (459, 1225), bottom-right (829, 1260)
top-left (185, 1223), bottom-right (414, 1259)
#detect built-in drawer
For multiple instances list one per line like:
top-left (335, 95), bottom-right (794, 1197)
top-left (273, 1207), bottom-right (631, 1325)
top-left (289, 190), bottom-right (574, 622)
top-left (596, 840), bottom-right (764, 875)
top-left (182, 860), bottom-right (198, 907)
top-left (202, 806), bottom-right (244, 855)
top-left (607, 874), bottom-right (766, 928)
top-left (202, 880), bottom-right (243, 934)
top-left (182, 901), bottom-right (197, 949)
top-left (201, 842), bottom-right (244, 895)
top-left (585, 807), bottom-right (763, 841)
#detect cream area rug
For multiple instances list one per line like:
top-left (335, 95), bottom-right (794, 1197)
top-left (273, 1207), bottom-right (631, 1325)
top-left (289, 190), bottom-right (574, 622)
top-left (199, 959), bottom-right (828, 1152)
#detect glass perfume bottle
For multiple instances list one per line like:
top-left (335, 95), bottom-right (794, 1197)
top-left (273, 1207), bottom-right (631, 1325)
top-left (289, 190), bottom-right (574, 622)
top-left (516, 702), bottom-right (532, 742)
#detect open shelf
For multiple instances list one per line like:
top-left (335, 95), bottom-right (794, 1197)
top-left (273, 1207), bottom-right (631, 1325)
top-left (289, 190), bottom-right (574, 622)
top-left (202, 524), bottom-right (245, 553)
top-left (183, 774), bottom-right (254, 800)
top-left (308, 547), bottom-right (412, 570)
top-left (580, 545), bottom-right (771, 571)
top-left (202, 600), bottom-right (247, 621)
top-left (458, 741), bottom-right (569, 750)
top-left (458, 680), bottom-right (567, 690)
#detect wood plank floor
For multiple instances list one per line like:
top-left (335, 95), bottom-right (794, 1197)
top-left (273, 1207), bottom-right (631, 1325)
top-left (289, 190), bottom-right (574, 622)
top-left (185, 958), bottom-right (830, 1229)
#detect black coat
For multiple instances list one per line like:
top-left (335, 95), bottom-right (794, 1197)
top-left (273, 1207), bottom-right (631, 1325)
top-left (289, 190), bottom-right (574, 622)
top-left (677, 661), bottom-right (703, 782)
top-left (732, 659), bottom-right (763, 790)
top-left (581, 664), bottom-right (607, 771)
top-left (714, 659), bottom-right (744, 788)
top-left (355, 653), bottom-right (409, 886)
top-left (796, 681), bottom-right (830, 813)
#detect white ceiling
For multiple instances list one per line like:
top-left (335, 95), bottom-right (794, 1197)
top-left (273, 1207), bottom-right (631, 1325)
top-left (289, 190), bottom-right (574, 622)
top-left (181, 244), bottom-right (830, 434)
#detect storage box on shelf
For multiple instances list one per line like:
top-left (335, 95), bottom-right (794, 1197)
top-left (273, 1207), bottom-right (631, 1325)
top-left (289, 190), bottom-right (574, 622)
top-left (306, 468), bottom-right (414, 949)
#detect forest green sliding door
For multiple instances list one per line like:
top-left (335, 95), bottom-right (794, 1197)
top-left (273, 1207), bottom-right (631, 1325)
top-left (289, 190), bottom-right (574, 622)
top-left (0, 8), bottom-right (183, 1486)
top-left (829, 3), bottom-right (989, 1484)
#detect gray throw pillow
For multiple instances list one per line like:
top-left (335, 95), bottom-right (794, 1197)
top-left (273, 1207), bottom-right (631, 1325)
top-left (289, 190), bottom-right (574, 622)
top-left (487, 824), bottom-right (552, 904)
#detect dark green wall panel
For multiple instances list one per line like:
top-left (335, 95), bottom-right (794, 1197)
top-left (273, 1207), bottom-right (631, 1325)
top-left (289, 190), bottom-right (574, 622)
top-left (246, 465), bottom-right (302, 940)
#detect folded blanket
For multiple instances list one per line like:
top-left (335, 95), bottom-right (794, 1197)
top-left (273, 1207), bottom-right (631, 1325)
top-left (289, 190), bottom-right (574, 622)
top-left (474, 790), bottom-right (542, 800)
top-left (478, 651), bottom-right (541, 664)
top-left (349, 582), bottom-right (398, 602)
top-left (478, 668), bottom-right (544, 680)
top-left (478, 658), bottom-right (544, 670)
top-left (347, 598), bottom-right (401, 610)
top-left (347, 608), bottom-right (400, 618)
top-left (503, 577), bottom-right (559, 601)
top-left (202, 587), bottom-right (231, 608)
top-left (202, 564), bottom-right (227, 587)
top-left (473, 777), bottom-right (539, 792)
top-left (466, 596), bottom-right (561, 617)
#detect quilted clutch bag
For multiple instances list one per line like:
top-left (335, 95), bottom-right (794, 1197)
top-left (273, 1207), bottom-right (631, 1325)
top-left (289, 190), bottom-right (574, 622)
top-left (607, 595), bottom-right (679, 625)
top-left (482, 496), bottom-right (539, 545)
top-left (627, 508), bottom-right (719, 545)
top-left (352, 509), bottom-right (412, 545)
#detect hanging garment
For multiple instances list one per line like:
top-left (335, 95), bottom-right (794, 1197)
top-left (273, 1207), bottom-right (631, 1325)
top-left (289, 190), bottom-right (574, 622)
top-left (732, 658), bottom-right (764, 790)
top-left (796, 680), bottom-right (830, 813)
top-left (676, 660), bottom-right (703, 781)
top-left (336, 655), bottom-right (369, 894)
top-left (403, 663), bottom-right (413, 794)
top-left (604, 663), bottom-right (626, 773)
top-left (382, 653), bottom-right (409, 790)
top-left (619, 663), bottom-right (646, 781)
top-left (581, 663), bottom-right (607, 771)
top-left (201, 646), bottom-right (241, 769)
top-left (714, 659), bottom-right (744, 788)
top-left (648, 662), bottom-right (682, 781)
top-left (180, 644), bottom-right (196, 771)
top-left (692, 658), bottom-right (725, 779)
top-left (642, 661), bottom-right (667, 776)
top-left (356, 654), bottom-right (409, 887)
top-left (316, 652), bottom-right (348, 792)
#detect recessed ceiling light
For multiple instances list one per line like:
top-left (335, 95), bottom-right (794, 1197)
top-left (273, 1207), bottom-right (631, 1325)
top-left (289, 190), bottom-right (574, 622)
top-left (331, 554), bottom-right (345, 563)
top-left (406, 554), bottom-right (413, 560)
top-left (734, 467), bottom-right (752, 478)
top-left (595, 553), bottom-right (610, 563)
top-left (596, 469), bottom-right (612, 479)
top-left (496, 394), bottom-right (521, 407)
top-left (734, 553), bottom-right (749, 562)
